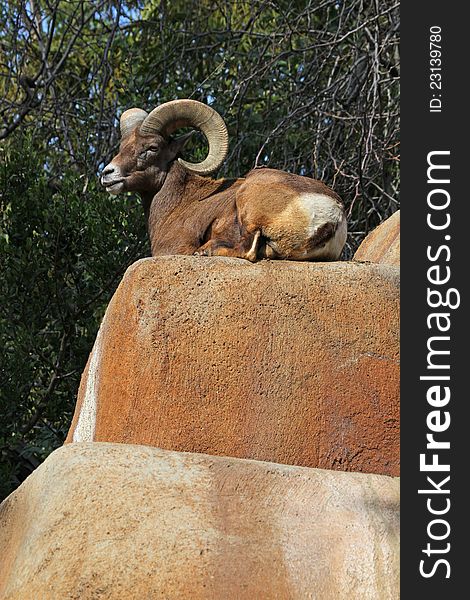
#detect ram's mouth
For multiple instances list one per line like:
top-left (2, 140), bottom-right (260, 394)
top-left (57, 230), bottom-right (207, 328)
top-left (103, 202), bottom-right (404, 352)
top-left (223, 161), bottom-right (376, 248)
top-left (102, 179), bottom-right (124, 194)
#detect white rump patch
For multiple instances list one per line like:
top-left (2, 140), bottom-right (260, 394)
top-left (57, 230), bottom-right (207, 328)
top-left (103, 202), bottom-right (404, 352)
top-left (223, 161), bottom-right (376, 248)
top-left (300, 193), bottom-right (347, 259)
top-left (72, 317), bottom-right (106, 442)
top-left (299, 193), bottom-right (344, 236)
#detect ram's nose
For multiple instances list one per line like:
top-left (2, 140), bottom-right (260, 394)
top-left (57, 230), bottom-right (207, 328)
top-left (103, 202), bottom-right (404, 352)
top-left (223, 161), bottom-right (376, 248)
top-left (100, 163), bottom-right (125, 195)
top-left (100, 164), bottom-right (116, 184)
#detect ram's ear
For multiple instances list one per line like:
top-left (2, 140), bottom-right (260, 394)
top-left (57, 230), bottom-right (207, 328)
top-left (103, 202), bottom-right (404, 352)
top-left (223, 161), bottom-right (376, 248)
top-left (168, 131), bottom-right (196, 159)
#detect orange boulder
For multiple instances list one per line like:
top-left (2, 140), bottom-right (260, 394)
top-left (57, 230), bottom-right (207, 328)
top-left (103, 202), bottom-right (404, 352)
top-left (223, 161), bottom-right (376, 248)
top-left (354, 210), bottom-right (400, 266)
top-left (66, 256), bottom-right (400, 476)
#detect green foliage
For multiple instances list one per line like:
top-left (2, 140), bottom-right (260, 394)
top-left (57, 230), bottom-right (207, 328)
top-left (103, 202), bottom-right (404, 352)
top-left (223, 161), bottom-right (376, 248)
top-left (0, 0), bottom-right (399, 500)
top-left (0, 134), bottom-right (148, 498)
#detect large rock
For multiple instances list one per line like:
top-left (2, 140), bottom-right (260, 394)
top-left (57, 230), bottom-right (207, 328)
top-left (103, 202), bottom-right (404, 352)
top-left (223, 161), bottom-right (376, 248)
top-left (66, 256), bottom-right (400, 476)
top-left (354, 211), bottom-right (400, 266)
top-left (0, 443), bottom-right (400, 600)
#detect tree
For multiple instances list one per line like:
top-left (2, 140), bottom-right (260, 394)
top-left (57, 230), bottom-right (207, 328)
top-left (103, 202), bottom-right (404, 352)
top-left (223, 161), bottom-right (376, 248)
top-left (0, 134), bottom-right (148, 498)
top-left (0, 0), bottom-right (399, 500)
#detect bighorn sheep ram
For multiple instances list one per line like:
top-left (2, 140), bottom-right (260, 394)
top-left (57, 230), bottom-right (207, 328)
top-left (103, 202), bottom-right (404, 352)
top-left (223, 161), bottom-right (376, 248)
top-left (101, 99), bottom-right (347, 261)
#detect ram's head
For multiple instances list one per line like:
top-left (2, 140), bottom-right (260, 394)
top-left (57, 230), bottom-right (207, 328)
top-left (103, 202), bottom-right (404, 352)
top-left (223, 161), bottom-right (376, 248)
top-left (100, 100), bottom-right (229, 195)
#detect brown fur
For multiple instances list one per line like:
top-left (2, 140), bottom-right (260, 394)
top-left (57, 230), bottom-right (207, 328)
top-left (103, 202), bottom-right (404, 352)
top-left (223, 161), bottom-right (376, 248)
top-left (101, 130), bottom-right (346, 261)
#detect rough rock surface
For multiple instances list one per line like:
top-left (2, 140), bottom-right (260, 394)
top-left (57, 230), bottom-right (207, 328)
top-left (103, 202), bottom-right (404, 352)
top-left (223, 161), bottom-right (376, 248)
top-left (354, 210), bottom-right (400, 266)
top-left (66, 256), bottom-right (400, 476)
top-left (0, 443), bottom-right (400, 600)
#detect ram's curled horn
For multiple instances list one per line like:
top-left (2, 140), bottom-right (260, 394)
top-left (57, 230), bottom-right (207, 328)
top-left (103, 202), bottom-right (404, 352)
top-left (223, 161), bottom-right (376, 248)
top-left (120, 108), bottom-right (148, 139)
top-left (139, 99), bottom-right (229, 175)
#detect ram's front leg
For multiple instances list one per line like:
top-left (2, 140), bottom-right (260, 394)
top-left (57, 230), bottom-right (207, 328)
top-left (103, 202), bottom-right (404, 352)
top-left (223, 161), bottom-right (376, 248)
top-left (194, 230), bottom-right (261, 262)
top-left (194, 239), bottom-right (239, 258)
